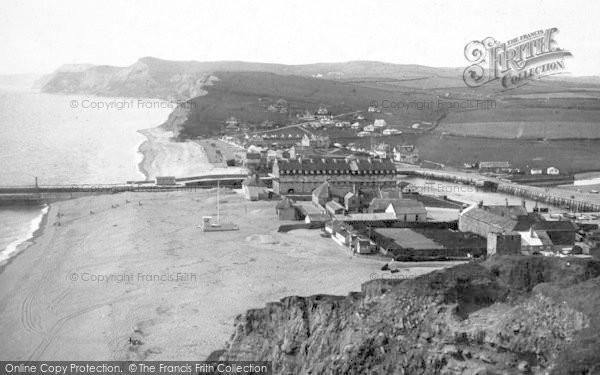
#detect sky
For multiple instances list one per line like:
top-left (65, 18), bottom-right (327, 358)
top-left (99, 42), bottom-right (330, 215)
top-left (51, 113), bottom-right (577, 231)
top-left (1, 0), bottom-right (599, 75)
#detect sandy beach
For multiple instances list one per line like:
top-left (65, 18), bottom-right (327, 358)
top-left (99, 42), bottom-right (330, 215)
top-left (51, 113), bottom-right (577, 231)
top-left (0, 190), bottom-right (461, 360)
top-left (137, 128), bottom-right (246, 181)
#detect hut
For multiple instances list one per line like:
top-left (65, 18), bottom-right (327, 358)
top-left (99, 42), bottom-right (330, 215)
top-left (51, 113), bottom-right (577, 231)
top-left (276, 198), bottom-right (298, 220)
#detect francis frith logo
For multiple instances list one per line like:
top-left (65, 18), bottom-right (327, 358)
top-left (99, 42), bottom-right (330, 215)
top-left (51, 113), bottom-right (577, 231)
top-left (463, 28), bottom-right (572, 89)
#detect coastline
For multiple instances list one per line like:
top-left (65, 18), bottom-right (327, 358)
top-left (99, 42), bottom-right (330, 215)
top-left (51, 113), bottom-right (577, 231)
top-left (136, 126), bottom-right (247, 181)
top-left (136, 129), bottom-right (153, 181)
top-left (0, 91), bottom-right (171, 272)
top-left (0, 204), bottom-right (49, 275)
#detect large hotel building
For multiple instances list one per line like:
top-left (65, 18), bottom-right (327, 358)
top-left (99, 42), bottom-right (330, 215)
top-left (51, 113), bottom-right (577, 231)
top-left (271, 157), bottom-right (398, 195)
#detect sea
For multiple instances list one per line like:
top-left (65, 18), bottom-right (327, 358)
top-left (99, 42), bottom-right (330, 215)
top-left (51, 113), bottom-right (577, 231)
top-left (0, 83), bottom-right (172, 266)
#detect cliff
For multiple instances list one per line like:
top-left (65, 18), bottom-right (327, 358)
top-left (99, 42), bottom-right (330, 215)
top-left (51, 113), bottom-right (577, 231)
top-left (38, 57), bottom-right (466, 101)
top-left (40, 57), bottom-right (216, 101)
top-left (213, 256), bottom-right (600, 374)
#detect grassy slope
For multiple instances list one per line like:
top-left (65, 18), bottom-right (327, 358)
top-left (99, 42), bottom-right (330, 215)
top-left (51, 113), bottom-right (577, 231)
top-left (179, 71), bottom-right (444, 138)
top-left (177, 71), bottom-right (600, 173)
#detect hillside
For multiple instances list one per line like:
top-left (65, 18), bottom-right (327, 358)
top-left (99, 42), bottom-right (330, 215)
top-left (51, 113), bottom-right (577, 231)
top-left (38, 58), bottom-right (600, 171)
top-left (171, 71), bottom-right (447, 138)
top-left (38, 58), bottom-right (465, 100)
top-left (212, 256), bottom-right (600, 374)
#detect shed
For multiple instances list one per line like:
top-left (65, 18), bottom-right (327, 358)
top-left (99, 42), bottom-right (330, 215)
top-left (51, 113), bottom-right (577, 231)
top-left (326, 200), bottom-right (345, 216)
top-left (305, 213), bottom-right (330, 224)
top-left (276, 198), bottom-right (298, 220)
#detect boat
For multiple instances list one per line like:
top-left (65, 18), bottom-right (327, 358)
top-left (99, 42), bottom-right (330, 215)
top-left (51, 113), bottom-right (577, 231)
top-left (199, 180), bottom-right (239, 232)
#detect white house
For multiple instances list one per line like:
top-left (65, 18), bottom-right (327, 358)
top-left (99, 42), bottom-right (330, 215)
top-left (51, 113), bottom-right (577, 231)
top-left (357, 131), bottom-right (371, 137)
top-left (374, 119), bottom-right (387, 128)
top-left (351, 122), bottom-right (360, 129)
top-left (383, 128), bottom-right (402, 135)
top-left (530, 169), bottom-right (543, 175)
top-left (393, 145), bottom-right (419, 164)
top-left (363, 125), bottom-right (375, 132)
top-left (547, 167), bottom-right (560, 175)
top-left (384, 200), bottom-right (427, 222)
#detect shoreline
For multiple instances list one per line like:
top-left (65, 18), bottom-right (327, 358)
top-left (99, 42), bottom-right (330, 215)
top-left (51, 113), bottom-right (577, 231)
top-left (136, 128), bottom-right (153, 181)
top-left (0, 205), bottom-right (49, 275)
top-left (136, 126), bottom-right (247, 181)
top-left (0, 94), bottom-right (172, 273)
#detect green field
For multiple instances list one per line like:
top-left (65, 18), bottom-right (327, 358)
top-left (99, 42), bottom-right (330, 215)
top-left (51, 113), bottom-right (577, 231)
top-left (436, 121), bottom-right (600, 139)
top-left (339, 133), bottom-right (600, 174)
top-left (174, 71), bottom-right (600, 173)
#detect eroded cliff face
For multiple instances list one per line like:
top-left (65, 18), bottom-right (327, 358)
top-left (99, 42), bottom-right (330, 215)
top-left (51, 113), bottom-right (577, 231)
top-left (214, 257), bottom-right (600, 374)
top-left (40, 58), bottom-right (216, 101)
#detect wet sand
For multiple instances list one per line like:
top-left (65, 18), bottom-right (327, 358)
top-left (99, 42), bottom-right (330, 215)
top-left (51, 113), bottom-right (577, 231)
top-left (0, 190), bottom-right (460, 360)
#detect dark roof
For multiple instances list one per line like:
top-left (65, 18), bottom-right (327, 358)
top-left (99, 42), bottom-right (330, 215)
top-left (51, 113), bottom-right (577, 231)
top-left (276, 157), bottom-right (396, 174)
top-left (388, 200), bottom-right (426, 215)
top-left (378, 189), bottom-right (402, 199)
top-left (246, 153), bottom-right (262, 160)
top-left (484, 205), bottom-right (528, 219)
top-left (532, 221), bottom-right (579, 232)
top-left (513, 213), bottom-right (544, 231)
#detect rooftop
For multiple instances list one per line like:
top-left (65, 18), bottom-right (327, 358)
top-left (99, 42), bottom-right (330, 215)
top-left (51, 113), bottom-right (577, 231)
top-left (326, 200), bottom-right (345, 210)
top-left (276, 157), bottom-right (396, 174)
top-left (276, 198), bottom-right (295, 210)
top-left (332, 212), bottom-right (398, 222)
top-left (461, 206), bottom-right (517, 232)
top-left (388, 200), bottom-right (427, 215)
top-left (533, 220), bottom-right (579, 232)
top-left (484, 205), bottom-right (528, 219)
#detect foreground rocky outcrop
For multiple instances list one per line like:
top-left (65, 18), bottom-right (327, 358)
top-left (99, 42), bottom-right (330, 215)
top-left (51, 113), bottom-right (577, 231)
top-left (212, 256), bottom-right (600, 374)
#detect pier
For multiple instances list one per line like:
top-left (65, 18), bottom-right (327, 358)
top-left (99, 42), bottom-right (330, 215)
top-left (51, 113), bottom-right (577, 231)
top-left (0, 173), bottom-right (253, 205)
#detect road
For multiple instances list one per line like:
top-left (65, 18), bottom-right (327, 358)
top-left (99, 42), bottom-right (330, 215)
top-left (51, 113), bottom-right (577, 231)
top-left (248, 110), bottom-right (364, 137)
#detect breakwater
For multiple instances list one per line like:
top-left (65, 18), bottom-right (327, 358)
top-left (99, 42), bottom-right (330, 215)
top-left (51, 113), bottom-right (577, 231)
top-left (496, 183), bottom-right (600, 212)
top-left (401, 168), bottom-right (600, 212)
